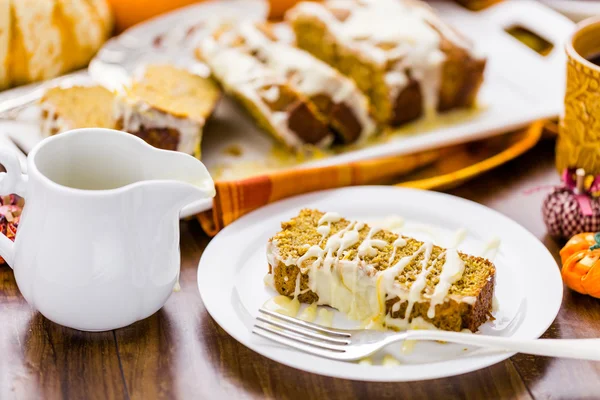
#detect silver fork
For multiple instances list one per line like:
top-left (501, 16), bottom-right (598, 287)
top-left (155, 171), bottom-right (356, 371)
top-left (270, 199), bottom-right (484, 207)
top-left (253, 308), bottom-right (600, 362)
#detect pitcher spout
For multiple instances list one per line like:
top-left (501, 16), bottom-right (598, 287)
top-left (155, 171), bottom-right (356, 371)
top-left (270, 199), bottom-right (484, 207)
top-left (131, 146), bottom-right (215, 213)
top-left (138, 180), bottom-right (214, 215)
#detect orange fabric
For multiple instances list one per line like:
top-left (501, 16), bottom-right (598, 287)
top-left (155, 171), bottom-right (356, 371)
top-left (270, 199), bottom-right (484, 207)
top-left (198, 149), bottom-right (440, 235)
top-left (197, 121), bottom-right (546, 236)
top-left (400, 120), bottom-right (545, 191)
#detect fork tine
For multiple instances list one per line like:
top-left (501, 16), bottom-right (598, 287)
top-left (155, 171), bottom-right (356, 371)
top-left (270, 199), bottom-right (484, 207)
top-left (257, 315), bottom-right (351, 345)
top-left (259, 308), bottom-right (351, 337)
top-left (253, 323), bottom-right (346, 353)
top-left (253, 326), bottom-right (347, 360)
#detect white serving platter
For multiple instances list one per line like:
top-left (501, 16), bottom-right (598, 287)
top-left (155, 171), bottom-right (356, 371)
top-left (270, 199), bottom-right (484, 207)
top-left (197, 186), bottom-right (563, 381)
top-left (0, 0), bottom-right (574, 218)
top-left (541, 0), bottom-right (600, 22)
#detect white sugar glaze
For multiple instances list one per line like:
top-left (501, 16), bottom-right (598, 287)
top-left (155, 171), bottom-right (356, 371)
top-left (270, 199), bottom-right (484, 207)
top-left (266, 213), bottom-right (489, 330)
top-left (235, 23), bottom-right (376, 142)
top-left (112, 99), bottom-right (202, 155)
top-left (481, 237), bottom-right (501, 261)
top-left (199, 36), bottom-right (306, 149)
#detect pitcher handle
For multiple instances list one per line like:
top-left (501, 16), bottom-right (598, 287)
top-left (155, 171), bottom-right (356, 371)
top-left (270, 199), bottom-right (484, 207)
top-left (0, 149), bottom-right (27, 267)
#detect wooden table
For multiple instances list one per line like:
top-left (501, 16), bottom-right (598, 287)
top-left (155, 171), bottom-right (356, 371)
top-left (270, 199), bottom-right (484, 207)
top-left (2, 138), bottom-right (599, 399)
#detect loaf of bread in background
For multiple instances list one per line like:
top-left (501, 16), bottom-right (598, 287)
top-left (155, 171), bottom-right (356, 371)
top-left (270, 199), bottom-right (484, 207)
top-left (287, 0), bottom-right (486, 126)
top-left (0, 0), bottom-right (113, 90)
top-left (197, 22), bottom-right (376, 150)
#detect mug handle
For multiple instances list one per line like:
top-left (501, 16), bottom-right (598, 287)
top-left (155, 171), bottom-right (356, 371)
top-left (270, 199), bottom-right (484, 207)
top-left (0, 149), bottom-right (27, 267)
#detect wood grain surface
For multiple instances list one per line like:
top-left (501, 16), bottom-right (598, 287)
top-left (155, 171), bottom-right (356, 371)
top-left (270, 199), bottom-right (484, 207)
top-left (2, 139), bottom-right (599, 400)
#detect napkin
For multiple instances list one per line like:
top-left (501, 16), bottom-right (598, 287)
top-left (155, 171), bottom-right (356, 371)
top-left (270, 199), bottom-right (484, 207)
top-left (197, 120), bottom-right (546, 235)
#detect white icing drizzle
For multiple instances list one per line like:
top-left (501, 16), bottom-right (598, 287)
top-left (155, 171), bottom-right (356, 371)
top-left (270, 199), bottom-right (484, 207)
top-left (382, 354), bottom-right (401, 367)
top-left (199, 34), bottom-right (304, 149)
top-left (263, 273), bottom-right (275, 289)
top-left (449, 228), bottom-right (467, 248)
top-left (357, 226), bottom-right (387, 258)
top-left (427, 249), bottom-right (465, 318)
top-left (261, 85), bottom-right (280, 102)
top-left (492, 295), bottom-right (499, 313)
top-left (481, 237), bottom-right (501, 261)
top-left (402, 222), bottom-right (442, 245)
top-left (377, 242), bottom-right (432, 317)
top-left (336, 222), bottom-right (363, 257)
top-left (298, 303), bottom-right (318, 322)
top-left (317, 308), bottom-right (334, 327)
top-left (236, 23), bottom-right (376, 142)
top-left (317, 225), bottom-right (331, 241)
top-left (293, 272), bottom-right (302, 299)
top-left (200, 22), bottom-right (376, 148)
top-left (263, 295), bottom-right (301, 317)
top-left (402, 242), bottom-right (435, 320)
top-left (297, 245), bottom-right (323, 270)
top-left (348, 254), bottom-right (361, 317)
top-left (112, 98), bottom-right (202, 155)
top-left (318, 212), bottom-right (342, 225)
top-left (378, 215), bottom-right (405, 232)
top-left (384, 315), bottom-right (438, 331)
top-left (288, 0), bottom-right (455, 119)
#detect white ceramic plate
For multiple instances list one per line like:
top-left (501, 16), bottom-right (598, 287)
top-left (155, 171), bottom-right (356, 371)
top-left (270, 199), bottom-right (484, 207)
top-left (197, 186), bottom-right (562, 382)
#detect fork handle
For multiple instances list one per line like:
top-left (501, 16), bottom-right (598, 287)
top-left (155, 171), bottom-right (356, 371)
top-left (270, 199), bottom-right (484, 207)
top-left (405, 330), bottom-right (600, 361)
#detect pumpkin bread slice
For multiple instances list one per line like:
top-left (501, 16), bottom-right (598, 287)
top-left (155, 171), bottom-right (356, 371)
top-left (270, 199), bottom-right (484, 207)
top-left (266, 209), bottom-right (495, 332)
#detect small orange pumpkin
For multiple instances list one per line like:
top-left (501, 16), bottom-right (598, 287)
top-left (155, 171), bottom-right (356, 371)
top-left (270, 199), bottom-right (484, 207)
top-left (560, 232), bottom-right (600, 298)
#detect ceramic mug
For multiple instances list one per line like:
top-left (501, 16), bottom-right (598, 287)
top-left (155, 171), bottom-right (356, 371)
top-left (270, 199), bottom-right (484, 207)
top-left (557, 16), bottom-right (600, 175)
top-left (0, 128), bottom-right (215, 331)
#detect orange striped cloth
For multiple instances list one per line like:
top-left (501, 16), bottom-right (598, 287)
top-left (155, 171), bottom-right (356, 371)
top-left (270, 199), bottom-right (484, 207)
top-left (197, 121), bottom-right (547, 235)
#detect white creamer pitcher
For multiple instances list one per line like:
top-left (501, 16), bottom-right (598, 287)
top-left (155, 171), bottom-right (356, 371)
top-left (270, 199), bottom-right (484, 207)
top-left (0, 128), bottom-right (215, 331)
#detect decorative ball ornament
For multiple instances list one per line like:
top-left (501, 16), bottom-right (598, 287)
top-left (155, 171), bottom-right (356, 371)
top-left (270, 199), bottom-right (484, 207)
top-left (542, 168), bottom-right (600, 239)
